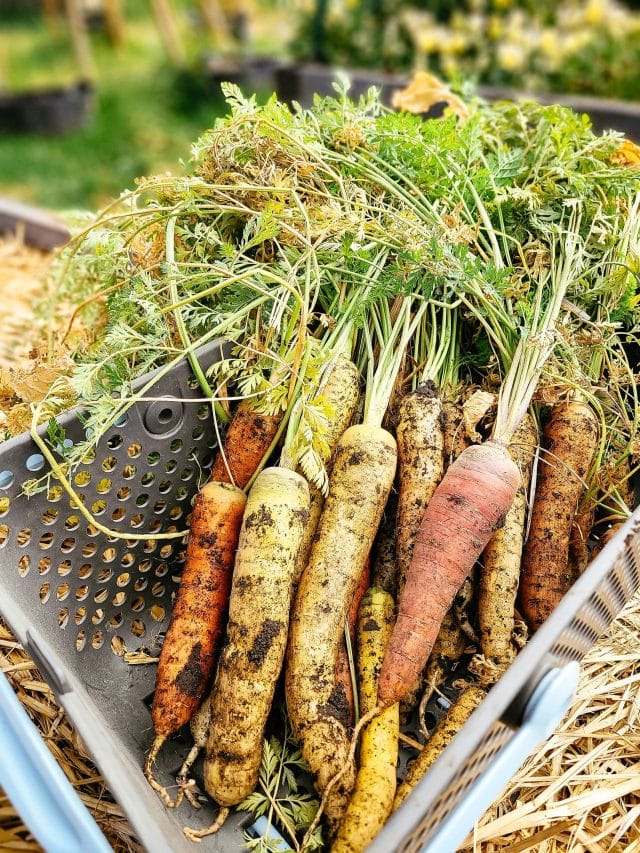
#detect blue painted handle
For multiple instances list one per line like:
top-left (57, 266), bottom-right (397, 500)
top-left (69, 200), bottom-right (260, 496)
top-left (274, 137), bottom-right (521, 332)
top-left (0, 670), bottom-right (112, 853)
top-left (422, 662), bottom-right (581, 853)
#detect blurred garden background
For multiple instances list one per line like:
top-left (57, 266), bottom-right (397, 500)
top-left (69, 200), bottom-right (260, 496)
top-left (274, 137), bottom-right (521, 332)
top-left (2, 0), bottom-right (640, 212)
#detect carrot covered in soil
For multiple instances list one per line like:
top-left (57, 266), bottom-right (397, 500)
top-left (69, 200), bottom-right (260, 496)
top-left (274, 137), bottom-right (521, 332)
top-left (478, 414), bottom-right (538, 670)
top-left (371, 488), bottom-right (398, 597)
top-left (211, 399), bottom-right (282, 489)
top-left (332, 588), bottom-right (399, 853)
top-left (287, 299), bottom-right (419, 835)
top-left (294, 354), bottom-right (361, 584)
top-left (145, 481), bottom-right (246, 804)
top-left (379, 441), bottom-right (520, 706)
top-left (395, 382), bottom-right (445, 595)
top-left (204, 467), bottom-right (310, 807)
top-left (520, 400), bottom-right (599, 631)
top-left (286, 424), bottom-right (397, 832)
top-left (394, 685), bottom-right (486, 809)
top-left (334, 556), bottom-right (372, 727)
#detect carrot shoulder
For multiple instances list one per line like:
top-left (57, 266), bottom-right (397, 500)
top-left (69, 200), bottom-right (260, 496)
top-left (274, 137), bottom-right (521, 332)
top-left (378, 441), bottom-right (520, 707)
top-left (211, 399), bottom-right (281, 489)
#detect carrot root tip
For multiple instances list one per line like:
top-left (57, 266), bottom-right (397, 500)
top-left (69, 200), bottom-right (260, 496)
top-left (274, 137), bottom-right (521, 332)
top-left (144, 735), bottom-right (179, 809)
top-left (183, 808), bottom-right (230, 842)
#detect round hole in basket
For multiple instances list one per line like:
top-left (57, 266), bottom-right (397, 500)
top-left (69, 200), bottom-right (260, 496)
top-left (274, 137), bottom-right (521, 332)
top-left (149, 603), bottom-right (165, 622)
top-left (170, 439), bottom-right (182, 452)
top-left (135, 493), bottom-right (149, 508)
top-left (39, 583), bottom-right (51, 604)
top-left (0, 470), bottom-right (15, 489)
top-left (122, 464), bottom-right (137, 480)
top-left (117, 572), bottom-right (131, 587)
top-left (164, 460), bottom-right (177, 473)
top-left (102, 547), bottom-right (117, 563)
top-left (90, 500), bottom-right (106, 516)
top-left (42, 508), bottom-right (59, 525)
top-left (60, 537), bottom-right (76, 553)
top-left (0, 525), bottom-right (9, 548)
top-left (130, 513), bottom-right (144, 528)
top-left (64, 513), bottom-right (80, 530)
top-left (57, 560), bottom-right (72, 577)
top-left (39, 532), bottom-right (54, 549)
top-left (94, 588), bottom-right (108, 604)
top-left (37, 557), bottom-right (51, 575)
top-left (131, 619), bottom-right (145, 638)
top-left (75, 471), bottom-right (91, 486)
top-left (82, 542), bottom-right (97, 558)
top-left (76, 631), bottom-right (86, 652)
top-left (109, 612), bottom-right (123, 629)
top-left (158, 479), bottom-right (171, 494)
top-left (48, 485), bottom-right (63, 502)
top-left (102, 456), bottom-right (117, 472)
top-left (59, 608), bottom-right (69, 628)
top-left (76, 585), bottom-right (89, 601)
top-left (74, 607), bottom-right (86, 625)
top-left (25, 454), bottom-right (45, 473)
top-left (91, 631), bottom-right (104, 650)
top-left (56, 583), bottom-right (70, 602)
top-left (18, 554), bottom-right (31, 577)
top-left (107, 434), bottom-right (123, 450)
top-left (97, 478), bottom-right (112, 494)
top-left (17, 528), bottom-right (32, 547)
top-left (111, 635), bottom-right (126, 656)
top-left (142, 539), bottom-right (157, 554)
top-left (134, 578), bottom-right (148, 592)
top-left (127, 443), bottom-right (142, 459)
top-left (77, 563), bottom-right (92, 579)
top-left (111, 507), bottom-right (126, 523)
top-left (92, 608), bottom-right (105, 625)
top-left (131, 596), bottom-right (145, 612)
top-left (112, 591), bottom-right (126, 607)
top-left (147, 451), bottom-right (160, 466)
top-left (0, 496), bottom-right (10, 515)
top-left (141, 472), bottom-right (155, 486)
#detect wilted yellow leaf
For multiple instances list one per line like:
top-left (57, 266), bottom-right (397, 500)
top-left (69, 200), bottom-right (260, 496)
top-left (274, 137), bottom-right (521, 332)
top-left (391, 71), bottom-right (469, 120)
top-left (611, 139), bottom-right (640, 167)
top-left (462, 389), bottom-right (496, 441)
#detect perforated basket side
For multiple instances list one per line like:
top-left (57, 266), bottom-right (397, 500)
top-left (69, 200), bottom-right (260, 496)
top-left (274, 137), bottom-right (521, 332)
top-left (372, 513), bottom-right (640, 853)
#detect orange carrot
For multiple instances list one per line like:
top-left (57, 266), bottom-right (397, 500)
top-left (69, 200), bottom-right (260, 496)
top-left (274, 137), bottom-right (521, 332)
top-left (520, 401), bottom-right (599, 630)
top-left (335, 556), bottom-right (372, 727)
top-left (211, 400), bottom-right (281, 488)
top-left (378, 441), bottom-right (520, 706)
top-left (145, 481), bottom-right (246, 803)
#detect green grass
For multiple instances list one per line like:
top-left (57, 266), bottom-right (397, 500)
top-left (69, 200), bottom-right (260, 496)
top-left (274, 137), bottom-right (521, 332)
top-left (0, 4), bottom-right (268, 212)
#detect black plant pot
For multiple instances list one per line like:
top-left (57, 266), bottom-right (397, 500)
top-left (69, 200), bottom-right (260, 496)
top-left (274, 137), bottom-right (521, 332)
top-left (0, 81), bottom-right (94, 136)
top-left (276, 62), bottom-right (640, 140)
top-left (205, 55), bottom-right (288, 97)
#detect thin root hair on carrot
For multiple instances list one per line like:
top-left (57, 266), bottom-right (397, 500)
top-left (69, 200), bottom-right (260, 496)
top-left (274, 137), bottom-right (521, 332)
top-left (300, 705), bottom-right (383, 849)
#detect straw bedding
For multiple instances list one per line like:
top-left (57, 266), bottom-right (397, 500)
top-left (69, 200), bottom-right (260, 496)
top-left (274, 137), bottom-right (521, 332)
top-left (0, 234), bottom-right (638, 852)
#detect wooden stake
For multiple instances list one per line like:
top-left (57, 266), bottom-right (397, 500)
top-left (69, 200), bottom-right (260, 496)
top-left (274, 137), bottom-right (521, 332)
top-left (149, 0), bottom-right (186, 67)
top-left (43, 0), bottom-right (61, 31)
top-left (64, 0), bottom-right (96, 81)
top-left (103, 0), bottom-right (124, 46)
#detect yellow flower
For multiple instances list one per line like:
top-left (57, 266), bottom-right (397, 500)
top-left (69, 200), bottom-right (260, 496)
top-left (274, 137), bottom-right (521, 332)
top-left (585, 0), bottom-right (605, 26)
top-left (497, 42), bottom-right (526, 72)
top-left (539, 28), bottom-right (558, 57)
top-left (488, 15), bottom-right (503, 39)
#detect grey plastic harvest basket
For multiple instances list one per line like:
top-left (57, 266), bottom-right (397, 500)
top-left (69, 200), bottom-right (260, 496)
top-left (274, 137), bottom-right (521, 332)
top-left (0, 338), bottom-right (639, 852)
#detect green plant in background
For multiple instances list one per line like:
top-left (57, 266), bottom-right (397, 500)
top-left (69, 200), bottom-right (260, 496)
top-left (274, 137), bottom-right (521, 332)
top-left (292, 0), bottom-right (640, 102)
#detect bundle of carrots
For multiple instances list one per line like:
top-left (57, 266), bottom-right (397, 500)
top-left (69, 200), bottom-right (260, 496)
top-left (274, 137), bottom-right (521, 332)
top-left (38, 81), bottom-right (640, 850)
